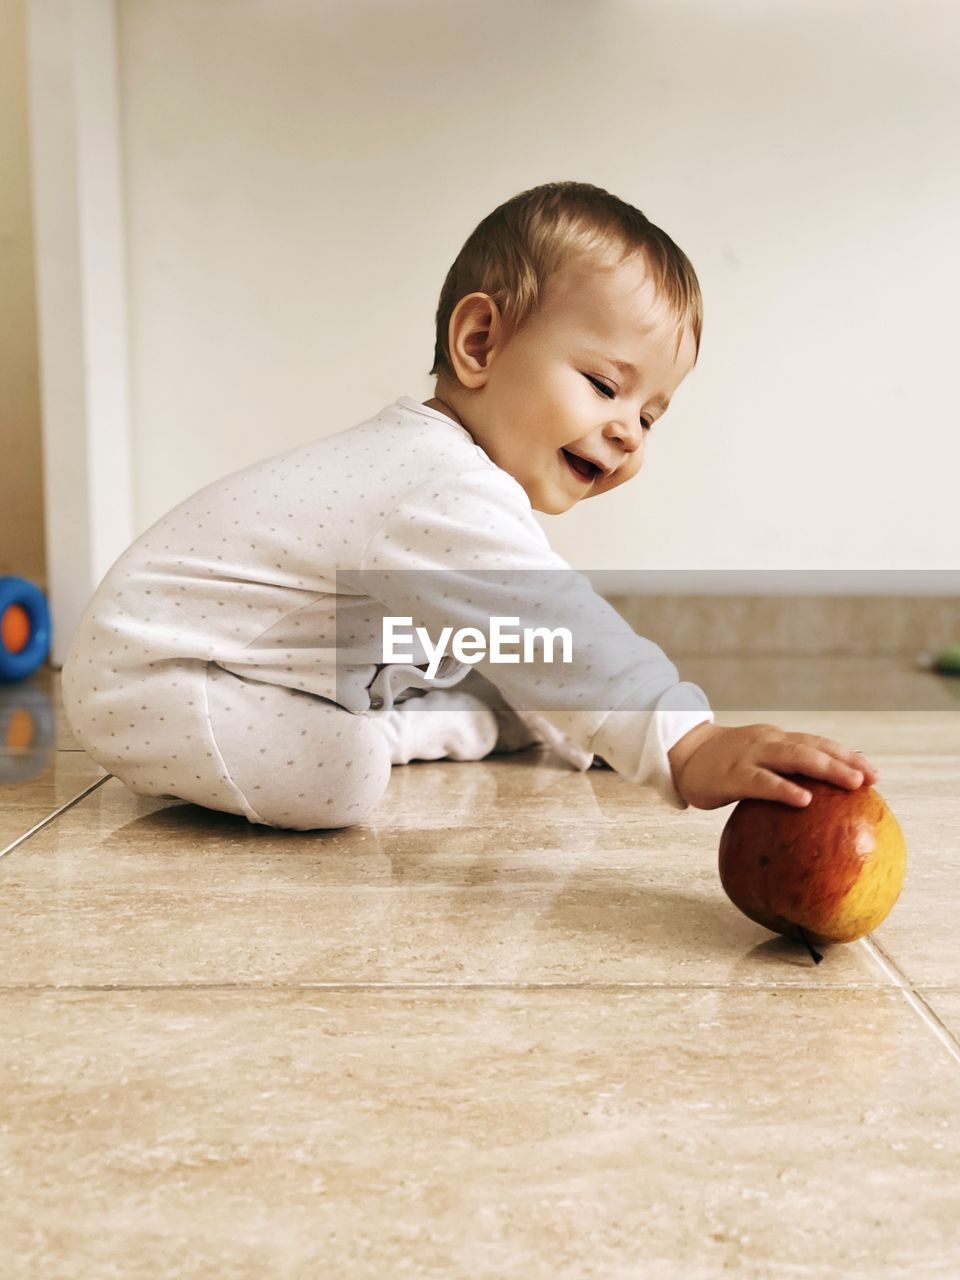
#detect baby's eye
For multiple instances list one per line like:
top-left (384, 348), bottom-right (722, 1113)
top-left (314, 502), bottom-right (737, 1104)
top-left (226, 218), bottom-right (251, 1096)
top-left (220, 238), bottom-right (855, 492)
top-left (584, 374), bottom-right (615, 398)
top-left (585, 373), bottom-right (653, 432)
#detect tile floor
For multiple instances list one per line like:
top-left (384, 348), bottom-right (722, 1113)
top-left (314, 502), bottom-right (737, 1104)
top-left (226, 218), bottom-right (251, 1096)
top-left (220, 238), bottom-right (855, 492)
top-left (1, 660), bottom-right (959, 1278)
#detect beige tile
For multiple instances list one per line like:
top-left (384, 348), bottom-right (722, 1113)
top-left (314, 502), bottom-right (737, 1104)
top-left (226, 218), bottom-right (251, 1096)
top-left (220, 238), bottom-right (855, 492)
top-left (867, 800), bottom-right (960, 987)
top-left (2, 662), bottom-right (960, 1277)
top-left (2, 986), bottom-right (959, 1279)
top-left (919, 988), bottom-right (960, 1041)
top-left (0, 749), bottom-right (109, 849)
top-left (2, 761), bottom-right (904, 988)
top-left (2, 684), bottom-right (955, 989)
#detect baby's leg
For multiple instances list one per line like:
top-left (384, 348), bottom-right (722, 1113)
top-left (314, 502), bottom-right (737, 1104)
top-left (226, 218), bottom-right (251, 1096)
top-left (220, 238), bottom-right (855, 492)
top-left (67, 660), bottom-right (522, 833)
top-left (207, 677), bottom-right (504, 825)
top-left (203, 665), bottom-right (392, 830)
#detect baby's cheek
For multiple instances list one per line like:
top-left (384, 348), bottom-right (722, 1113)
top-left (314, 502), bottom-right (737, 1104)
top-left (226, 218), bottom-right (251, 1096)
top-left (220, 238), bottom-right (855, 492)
top-left (618, 455), bottom-right (644, 485)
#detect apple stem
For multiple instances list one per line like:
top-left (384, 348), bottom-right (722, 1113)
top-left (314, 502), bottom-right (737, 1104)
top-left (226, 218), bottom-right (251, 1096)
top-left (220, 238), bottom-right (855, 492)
top-left (798, 926), bottom-right (824, 966)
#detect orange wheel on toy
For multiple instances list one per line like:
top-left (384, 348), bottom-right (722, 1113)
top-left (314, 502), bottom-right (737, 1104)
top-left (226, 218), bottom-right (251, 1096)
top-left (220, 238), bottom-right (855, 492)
top-left (1, 603), bottom-right (30, 655)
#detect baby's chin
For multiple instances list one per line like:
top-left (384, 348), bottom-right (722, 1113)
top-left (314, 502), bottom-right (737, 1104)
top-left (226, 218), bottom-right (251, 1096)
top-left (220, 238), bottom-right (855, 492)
top-left (528, 487), bottom-right (581, 515)
top-left (510, 463), bottom-right (587, 514)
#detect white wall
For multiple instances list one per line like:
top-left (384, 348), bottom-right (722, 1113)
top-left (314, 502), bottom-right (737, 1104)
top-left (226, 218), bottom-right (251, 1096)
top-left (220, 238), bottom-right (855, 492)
top-left (115, 0), bottom-right (958, 571)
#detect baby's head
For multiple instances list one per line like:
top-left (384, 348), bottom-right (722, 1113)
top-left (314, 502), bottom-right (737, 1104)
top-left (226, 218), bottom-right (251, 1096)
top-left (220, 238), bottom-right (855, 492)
top-left (426, 181), bottom-right (702, 514)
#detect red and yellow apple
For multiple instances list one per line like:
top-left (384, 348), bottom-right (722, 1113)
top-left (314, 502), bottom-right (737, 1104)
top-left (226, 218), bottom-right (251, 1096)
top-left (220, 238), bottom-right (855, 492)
top-left (718, 776), bottom-right (907, 960)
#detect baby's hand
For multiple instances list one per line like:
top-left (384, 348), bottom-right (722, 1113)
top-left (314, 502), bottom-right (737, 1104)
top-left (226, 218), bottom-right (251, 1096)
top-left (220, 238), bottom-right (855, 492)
top-left (667, 721), bottom-right (880, 810)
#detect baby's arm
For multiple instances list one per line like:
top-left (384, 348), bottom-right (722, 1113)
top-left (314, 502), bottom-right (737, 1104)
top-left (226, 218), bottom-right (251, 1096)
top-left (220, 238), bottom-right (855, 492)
top-left (667, 721), bottom-right (880, 810)
top-left (341, 464), bottom-right (714, 802)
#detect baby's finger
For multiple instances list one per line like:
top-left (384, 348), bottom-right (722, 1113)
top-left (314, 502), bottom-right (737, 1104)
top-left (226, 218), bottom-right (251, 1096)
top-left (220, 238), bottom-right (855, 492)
top-left (796, 734), bottom-right (879, 780)
top-left (851, 749), bottom-right (880, 782)
top-left (748, 767), bottom-right (812, 807)
top-left (769, 742), bottom-right (865, 790)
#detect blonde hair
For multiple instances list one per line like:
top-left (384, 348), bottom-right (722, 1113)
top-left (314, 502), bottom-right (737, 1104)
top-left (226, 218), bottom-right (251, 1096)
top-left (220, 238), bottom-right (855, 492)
top-left (429, 180), bottom-right (702, 384)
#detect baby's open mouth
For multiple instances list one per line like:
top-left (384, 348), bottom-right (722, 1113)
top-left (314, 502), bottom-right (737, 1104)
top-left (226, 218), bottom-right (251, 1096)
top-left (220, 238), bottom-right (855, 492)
top-left (561, 449), bottom-right (601, 482)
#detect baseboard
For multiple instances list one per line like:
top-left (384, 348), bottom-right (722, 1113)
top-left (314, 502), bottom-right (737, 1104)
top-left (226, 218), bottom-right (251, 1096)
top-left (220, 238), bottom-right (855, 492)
top-left (602, 592), bottom-right (960, 656)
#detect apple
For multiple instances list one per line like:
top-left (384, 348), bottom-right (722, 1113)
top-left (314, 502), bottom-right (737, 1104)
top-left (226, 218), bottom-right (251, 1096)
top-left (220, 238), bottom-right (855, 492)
top-left (718, 775), bottom-right (907, 963)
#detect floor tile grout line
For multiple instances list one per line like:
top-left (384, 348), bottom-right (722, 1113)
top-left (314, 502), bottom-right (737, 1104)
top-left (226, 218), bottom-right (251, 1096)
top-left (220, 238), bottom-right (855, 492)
top-left (0, 775), bottom-right (113, 865)
top-left (859, 935), bottom-right (960, 1067)
top-left (0, 981), bottom-right (941, 993)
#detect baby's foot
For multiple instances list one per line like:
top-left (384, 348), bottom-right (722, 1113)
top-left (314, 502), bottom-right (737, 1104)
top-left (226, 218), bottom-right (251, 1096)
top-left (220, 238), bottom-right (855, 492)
top-left (379, 688), bottom-right (500, 764)
top-left (451, 669), bottom-right (544, 755)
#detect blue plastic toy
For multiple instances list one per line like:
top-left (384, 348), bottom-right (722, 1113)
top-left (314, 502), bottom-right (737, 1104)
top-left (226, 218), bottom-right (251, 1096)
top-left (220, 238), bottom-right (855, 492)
top-left (0, 575), bottom-right (51, 683)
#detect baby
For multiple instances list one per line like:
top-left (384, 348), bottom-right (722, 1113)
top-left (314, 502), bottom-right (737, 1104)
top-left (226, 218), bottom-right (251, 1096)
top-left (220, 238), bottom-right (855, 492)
top-left (60, 180), bottom-right (877, 829)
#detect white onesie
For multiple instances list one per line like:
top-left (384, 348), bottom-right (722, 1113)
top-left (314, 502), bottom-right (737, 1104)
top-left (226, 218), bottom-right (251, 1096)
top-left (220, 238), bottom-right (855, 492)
top-left (60, 396), bottom-right (713, 824)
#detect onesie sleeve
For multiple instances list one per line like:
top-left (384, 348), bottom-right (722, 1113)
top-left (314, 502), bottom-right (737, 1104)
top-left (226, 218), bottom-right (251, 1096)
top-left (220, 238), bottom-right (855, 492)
top-left (339, 466), bottom-right (714, 807)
